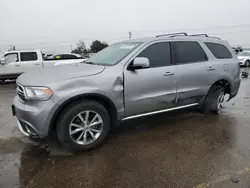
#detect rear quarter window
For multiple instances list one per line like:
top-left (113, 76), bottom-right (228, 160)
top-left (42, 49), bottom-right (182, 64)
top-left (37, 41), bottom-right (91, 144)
top-left (205, 42), bottom-right (233, 59)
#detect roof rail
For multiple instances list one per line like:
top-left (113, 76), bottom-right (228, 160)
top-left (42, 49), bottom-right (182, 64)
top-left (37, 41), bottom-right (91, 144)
top-left (210, 36), bottom-right (221, 40)
top-left (155, 32), bottom-right (221, 40)
top-left (190, 34), bottom-right (209, 37)
top-left (156, 32), bottom-right (188, 38)
top-left (190, 34), bottom-right (221, 40)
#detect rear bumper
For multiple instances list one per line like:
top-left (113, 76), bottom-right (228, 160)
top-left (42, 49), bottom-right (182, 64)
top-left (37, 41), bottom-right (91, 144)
top-left (229, 78), bottom-right (241, 100)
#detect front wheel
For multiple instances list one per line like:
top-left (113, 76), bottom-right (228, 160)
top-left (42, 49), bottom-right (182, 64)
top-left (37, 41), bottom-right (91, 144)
top-left (201, 85), bottom-right (225, 114)
top-left (57, 100), bottom-right (110, 152)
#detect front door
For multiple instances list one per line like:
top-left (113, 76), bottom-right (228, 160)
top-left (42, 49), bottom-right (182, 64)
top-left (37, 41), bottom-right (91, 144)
top-left (124, 42), bottom-right (177, 117)
top-left (0, 53), bottom-right (20, 76)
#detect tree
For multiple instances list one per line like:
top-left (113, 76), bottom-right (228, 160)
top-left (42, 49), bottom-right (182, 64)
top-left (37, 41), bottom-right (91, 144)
top-left (71, 40), bottom-right (88, 55)
top-left (90, 40), bottom-right (108, 53)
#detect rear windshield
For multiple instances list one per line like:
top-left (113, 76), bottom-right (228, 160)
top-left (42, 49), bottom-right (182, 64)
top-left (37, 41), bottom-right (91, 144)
top-left (205, 42), bottom-right (232, 59)
top-left (86, 42), bottom-right (142, 66)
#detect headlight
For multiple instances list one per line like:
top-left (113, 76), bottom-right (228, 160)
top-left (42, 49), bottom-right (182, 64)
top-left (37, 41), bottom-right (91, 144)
top-left (24, 87), bottom-right (53, 100)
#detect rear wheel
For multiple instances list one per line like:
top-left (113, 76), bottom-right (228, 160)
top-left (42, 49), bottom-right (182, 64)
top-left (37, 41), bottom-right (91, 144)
top-left (57, 100), bottom-right (110, 152)
top-left (201, 85), bottom-right (225, 114)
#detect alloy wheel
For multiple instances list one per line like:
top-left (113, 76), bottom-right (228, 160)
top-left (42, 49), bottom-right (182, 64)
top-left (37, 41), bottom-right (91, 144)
top-left (69, 110), bottom-right (103, 145)
top-left (217, 92), bottom-right (225, 113)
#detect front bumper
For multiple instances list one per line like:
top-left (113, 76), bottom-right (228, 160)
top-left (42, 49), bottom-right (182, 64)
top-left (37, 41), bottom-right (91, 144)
top-left (13, 96), bottom-right (58, 138)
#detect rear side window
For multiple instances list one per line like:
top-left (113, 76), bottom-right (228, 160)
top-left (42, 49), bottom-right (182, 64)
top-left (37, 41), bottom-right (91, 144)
top-left (137, 42), bottom-right (171, 67)
top-left (205, 42), bottom-right (232, 59)
top-left (20, 52), bottom-right (38, 61)
top-left (174, 41), bottom-right (207, 64)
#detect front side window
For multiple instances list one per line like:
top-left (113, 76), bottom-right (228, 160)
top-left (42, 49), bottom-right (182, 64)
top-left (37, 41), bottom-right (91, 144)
top-left (20, 52), bottom-right (38, 61)
top-left (86, 42), bottom-right (142, 66)
top-left (4, 53), bottom-right (18, 64)
top-left (137, 42), bottom-right (171, 67)
top-left (205, 42), bottom-right (232, 59)
top-left (174, 41), bottom-right (207, 64)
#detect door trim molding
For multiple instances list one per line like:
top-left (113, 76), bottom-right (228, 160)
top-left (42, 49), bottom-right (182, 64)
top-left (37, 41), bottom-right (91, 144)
top-left (122, 103), bottom-right (199, 121)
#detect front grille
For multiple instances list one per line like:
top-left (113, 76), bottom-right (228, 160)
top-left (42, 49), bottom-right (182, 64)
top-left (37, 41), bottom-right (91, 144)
top-left (16, 84), bottom-right (26, 102)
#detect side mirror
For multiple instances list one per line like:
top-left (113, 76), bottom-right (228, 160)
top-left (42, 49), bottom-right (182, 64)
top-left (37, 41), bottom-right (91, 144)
top-left (0, 60), bottom-right (5, 65)
top-left (129, 57), bottom-right (150, 70)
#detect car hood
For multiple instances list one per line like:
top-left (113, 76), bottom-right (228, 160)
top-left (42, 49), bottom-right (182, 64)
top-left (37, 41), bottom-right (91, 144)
top-left (17, 64), bottom-right (105, 86)
top-left (237, 56), bottom-right (249, 59)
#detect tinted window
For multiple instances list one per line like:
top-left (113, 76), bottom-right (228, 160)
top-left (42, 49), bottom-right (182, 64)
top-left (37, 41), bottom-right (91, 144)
top-left (20, 52), bottom-right (38, 61)
top-left (205, 42), bottom-right (232, 59)
top-left (137, 42), bottom-right (171, 67)
top-left (174, 41), bottom-right (207, 64)
top-left (62, 54), bottom-right (77, 59)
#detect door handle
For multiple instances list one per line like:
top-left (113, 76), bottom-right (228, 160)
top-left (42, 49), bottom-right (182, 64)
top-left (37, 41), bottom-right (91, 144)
top-left (207, 67), bottom-right (215, 71)
top-left (34, 63), bottom-right (40, 65)
top-left (15, 65), bottom-right (20, 67)
top-left (163, 72), bottom-right (175, 76)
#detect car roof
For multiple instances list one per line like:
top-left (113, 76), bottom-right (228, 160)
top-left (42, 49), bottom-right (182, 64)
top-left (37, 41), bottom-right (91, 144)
top-left (4, 49), bottom-right (41, 54)
top-left (53, 53), bottom-right (81, 57)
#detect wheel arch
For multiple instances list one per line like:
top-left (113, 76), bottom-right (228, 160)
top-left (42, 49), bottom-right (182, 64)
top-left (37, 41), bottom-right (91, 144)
top-left (48, 93), bottom-right (118, 136)
top-left (209, 78), bottom-right (232, 95)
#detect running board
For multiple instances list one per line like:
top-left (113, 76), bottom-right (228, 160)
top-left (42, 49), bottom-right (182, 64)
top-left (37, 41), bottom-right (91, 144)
top-left (122, 103), bottom-right (199, 121)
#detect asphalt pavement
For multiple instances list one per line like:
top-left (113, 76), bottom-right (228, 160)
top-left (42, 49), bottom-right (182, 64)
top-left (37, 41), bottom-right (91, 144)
top-left (1, 69), bottom-right (250, 188)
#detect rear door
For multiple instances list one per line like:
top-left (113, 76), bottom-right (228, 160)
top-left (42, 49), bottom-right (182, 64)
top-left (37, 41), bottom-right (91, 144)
top-left (172, 41), bottom-right (217, 105)
top-left (19, 52), bottom-right (43, 73)
top-left (124, 42), bottom-right (178, 117)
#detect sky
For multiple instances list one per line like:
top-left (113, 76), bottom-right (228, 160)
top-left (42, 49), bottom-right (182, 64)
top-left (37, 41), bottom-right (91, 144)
top-left (0, 0), bottom-right (250, 53)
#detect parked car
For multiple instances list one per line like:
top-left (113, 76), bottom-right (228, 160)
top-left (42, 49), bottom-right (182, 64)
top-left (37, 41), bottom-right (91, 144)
top-left (46, 53), bottom-right (82, 60)
top-left (0, 50), bottom-right (86, 80)
top-left (12, 33), bottom-right (241, 152)
top-left (237, 51), bottom-right (250, 67)
top-left (45, 53), bottom-right (86, 66)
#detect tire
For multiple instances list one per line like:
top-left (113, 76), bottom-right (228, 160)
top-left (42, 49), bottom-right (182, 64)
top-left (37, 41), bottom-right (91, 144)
top-left (201, 85), bottom-right (225, 115)
top-left (56, 100), bottom-right (110, 152)
top-left (245, 60), bottom-right (250, 67)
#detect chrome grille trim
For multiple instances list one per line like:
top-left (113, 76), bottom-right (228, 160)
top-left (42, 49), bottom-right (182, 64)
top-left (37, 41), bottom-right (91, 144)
top-left (16, 83), bottom-right (26, 103)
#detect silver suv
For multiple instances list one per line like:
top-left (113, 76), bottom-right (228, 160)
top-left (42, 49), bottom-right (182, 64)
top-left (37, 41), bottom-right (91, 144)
top-left (12, 33), bottom-right (241, 152)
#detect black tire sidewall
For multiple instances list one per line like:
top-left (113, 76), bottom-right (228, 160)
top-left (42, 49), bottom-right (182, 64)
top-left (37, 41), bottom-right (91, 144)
top-left (57, 100), bottom-right (110, 152)
top-left (202, 85), bottom-right (225, 114)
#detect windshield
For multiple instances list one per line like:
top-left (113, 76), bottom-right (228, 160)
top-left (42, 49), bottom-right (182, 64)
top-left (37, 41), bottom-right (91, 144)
top-left (86, 42), bottom-right (142, 65)
top-left (238, 51), bottom-right (250, 56)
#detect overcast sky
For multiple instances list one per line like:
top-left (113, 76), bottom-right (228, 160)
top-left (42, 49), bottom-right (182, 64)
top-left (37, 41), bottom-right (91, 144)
top-left (0, 0), bottom-right (250, 53)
